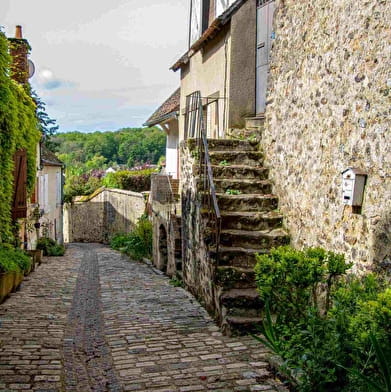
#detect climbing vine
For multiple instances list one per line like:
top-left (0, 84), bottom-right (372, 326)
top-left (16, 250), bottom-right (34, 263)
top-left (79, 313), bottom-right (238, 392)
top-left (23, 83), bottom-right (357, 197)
top-left (0, 32), bottom-right (40, 243)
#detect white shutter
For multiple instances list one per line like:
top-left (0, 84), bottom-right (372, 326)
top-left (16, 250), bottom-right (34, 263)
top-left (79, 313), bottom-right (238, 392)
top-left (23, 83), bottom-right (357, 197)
top-left (56, 171), bottom-right (61, 205)
top-left (190, 0), bottom-right (202, 44)
top-left (44, 174), bottom-right (49, 212)
top-left (39, 175), bottom-right (44, 211)
top-left (216, 0), bottom-right (234, 18)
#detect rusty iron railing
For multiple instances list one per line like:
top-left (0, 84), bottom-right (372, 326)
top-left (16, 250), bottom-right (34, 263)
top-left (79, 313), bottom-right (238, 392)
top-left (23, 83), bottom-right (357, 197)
top-left (184, 91), bottom-right (222, 260)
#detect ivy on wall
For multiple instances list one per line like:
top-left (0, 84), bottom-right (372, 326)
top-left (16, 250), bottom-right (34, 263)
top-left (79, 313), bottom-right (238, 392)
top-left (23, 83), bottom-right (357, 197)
top-left (0, 32), bottom-right (40, 243)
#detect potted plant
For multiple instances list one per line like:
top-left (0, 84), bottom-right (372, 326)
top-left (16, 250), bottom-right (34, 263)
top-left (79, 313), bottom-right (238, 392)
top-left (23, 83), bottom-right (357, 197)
top-left (0, 246), bottom-right (21, 303)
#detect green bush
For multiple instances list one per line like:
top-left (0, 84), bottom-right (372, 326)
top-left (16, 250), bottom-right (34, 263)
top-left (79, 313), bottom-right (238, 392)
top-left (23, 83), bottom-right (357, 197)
top-left (110, 233), bottom-right (130, 250)
top-left (103, 168), bottom-right (156, 193)
top-left (254, 246), bottom-right (391, 392)
top-left (110, 215), bottom-right (152, 260)
top-left (36, 237), bottom-right (65, 256)
top-left (0, 245), bottom-right (31, 273)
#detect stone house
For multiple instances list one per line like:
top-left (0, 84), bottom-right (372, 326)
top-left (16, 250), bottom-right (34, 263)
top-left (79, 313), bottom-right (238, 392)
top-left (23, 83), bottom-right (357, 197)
top-left (149, 0), bottom-right (391, 334)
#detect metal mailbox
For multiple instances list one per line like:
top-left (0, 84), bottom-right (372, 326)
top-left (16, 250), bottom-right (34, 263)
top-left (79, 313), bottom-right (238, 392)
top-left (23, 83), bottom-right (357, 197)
top-left (342, 168), bottom-right (367, 206)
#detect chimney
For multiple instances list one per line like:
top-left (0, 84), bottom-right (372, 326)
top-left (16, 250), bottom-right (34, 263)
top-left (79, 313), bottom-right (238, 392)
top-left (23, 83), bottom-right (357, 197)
top-left (9, 25), bottom-right (30, 84)
top-left (15, 25), bottom-right (23, 39)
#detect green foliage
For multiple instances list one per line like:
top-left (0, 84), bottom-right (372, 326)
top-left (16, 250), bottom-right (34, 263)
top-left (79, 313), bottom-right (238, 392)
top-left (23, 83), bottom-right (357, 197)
top-left (103, 168), bottom-right (157, 193)
top-left (254, 246), bottom-right (391, 392)
top-left (0, 245), bottom-right (31, 273)
top-left (225, 189), bottom-right (242, 195)
top-left (0, 32), bottom-right (41, 243)
top-left (255, 246), bottom-right (351, 319)
top-left (53, 127), bottom-right (165, 170)
top-left (64, 174), bottom-right (103, 201)
top-left (56, 127), bottom-right (163, 201)
top-left (169, 277), bottom-right (184, 288)
top-left (110, 215), bottom-right (152, 261)
top-left (31, 89), bottom-right (58, 151)
top-left (344, 332), bottom-right (391, 392)
top-left (36, 237), bottom-right (65, 256)
top-left (219, 160), bottom-right (229, 166)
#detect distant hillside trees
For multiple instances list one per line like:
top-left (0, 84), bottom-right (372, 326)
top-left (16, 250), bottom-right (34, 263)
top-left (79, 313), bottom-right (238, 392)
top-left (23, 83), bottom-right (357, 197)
top-left (53, 127), bottom-right (165, 202)
top-left (54, 127), bottom-right (165, 170)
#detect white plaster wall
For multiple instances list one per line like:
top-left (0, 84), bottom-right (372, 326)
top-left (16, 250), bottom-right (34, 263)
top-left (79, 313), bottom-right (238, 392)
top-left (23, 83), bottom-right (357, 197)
top-left (38, 165), bottom-right (63, 244)
top-left (179, 27), bottom-right (231, 142)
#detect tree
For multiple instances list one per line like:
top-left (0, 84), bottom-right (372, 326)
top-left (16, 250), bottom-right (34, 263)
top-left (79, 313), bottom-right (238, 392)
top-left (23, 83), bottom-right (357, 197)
top-left (31, 89), bottom-right (59, 151)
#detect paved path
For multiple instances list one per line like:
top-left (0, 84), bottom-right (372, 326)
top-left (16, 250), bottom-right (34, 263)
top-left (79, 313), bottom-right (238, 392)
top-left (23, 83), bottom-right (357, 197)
top-left (0, 244), bottom-right (286, 392)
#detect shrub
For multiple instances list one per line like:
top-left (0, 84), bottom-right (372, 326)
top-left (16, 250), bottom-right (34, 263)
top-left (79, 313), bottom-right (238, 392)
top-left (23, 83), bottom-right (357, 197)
top-left (254, 246), bottom-right (391, 392)
top-left (0, 245), bottom-right (31, 273)
top-left (37, 237), bottom-right (65, 256)
top-left (110, 233), bottom-right (130, 250)
top-left (103, 168), bottom-right (156, 193)
top-left (110, 215), bottom-right (152, 260)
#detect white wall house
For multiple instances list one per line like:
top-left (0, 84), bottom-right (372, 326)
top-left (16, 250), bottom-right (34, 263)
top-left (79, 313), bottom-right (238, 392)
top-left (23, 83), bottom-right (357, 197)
top-left (37, 146), bottom-right (64, 244)
top-left (144, 88), bottom-right (180, 179)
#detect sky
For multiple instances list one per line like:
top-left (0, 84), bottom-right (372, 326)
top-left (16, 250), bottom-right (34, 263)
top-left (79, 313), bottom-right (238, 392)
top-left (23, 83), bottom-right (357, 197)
top-left (1, 0), bottom-right (188, 132)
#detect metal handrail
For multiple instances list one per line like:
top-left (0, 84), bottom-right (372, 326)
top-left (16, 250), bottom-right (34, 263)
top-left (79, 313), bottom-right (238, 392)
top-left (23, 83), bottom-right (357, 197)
top-left (185, 91), bottom-right (222, 259)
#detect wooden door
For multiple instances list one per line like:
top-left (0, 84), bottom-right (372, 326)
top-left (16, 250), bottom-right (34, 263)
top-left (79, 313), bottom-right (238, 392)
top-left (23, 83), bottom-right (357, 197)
top-left (256, 0), bottom-right (275, 114)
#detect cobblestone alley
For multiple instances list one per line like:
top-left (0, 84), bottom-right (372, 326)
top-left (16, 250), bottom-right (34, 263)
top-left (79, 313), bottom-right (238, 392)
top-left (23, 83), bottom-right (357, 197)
top-left (0, 244), bottom-right (286, 392)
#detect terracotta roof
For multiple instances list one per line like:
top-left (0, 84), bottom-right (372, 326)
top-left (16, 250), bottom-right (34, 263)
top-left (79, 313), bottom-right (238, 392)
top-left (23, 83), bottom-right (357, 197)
top-left (171, 0), bottom-right (247, 71)
top-left (41, 145), bottom-right (64, 167)
top-left (144, 88), bottom-right (180, 127)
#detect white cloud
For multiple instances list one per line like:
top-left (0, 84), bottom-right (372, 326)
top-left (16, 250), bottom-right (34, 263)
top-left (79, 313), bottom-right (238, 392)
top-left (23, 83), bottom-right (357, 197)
top-left (1, 0), bottom-right (188, 131)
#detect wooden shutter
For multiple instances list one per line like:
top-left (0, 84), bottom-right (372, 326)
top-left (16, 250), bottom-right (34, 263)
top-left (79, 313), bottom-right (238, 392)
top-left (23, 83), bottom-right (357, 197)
top-left (12, 149), bottom-right (27, 220)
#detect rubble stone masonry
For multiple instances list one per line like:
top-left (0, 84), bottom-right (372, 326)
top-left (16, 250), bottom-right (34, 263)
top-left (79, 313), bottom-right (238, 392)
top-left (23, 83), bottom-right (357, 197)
top-left (264, 0), bottom-right (391, 272)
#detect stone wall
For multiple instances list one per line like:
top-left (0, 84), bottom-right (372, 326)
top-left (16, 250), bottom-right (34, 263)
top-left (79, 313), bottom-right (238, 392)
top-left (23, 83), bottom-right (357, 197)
top-left (64, 188), bottom-right (146, 243)
top-left (180, 140), bottom-right (218, 316)
top-left (263, 0), bottom-right (391, 272)
top-left (150, 173), bottom-right (182, 277)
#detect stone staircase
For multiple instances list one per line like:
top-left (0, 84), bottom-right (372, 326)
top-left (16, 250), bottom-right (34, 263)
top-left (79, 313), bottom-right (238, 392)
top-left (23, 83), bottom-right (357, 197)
top-left (206, 137), bottom-right (289, 335)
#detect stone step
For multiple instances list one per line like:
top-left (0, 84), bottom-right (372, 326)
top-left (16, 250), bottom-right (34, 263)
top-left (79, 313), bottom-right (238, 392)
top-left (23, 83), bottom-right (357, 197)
top-left (245, 116), bottom-right (265, 131)
top-left (213, 179), bottom-right (272, 194)
top-left (210, 246), bottom-right (267, 268)
top-left (220, 228), bottom-right (290, 249)
top-left (220, 288), bottom-right (263, 310)
top-left (210, 165), bottom-right (269, 180)
top-left (224, 316), bottom-right (263, 335)
top-left (216, 193), bottom-right (278, 212)
top-left (215, 266), bottom-right (256, 289)
top-left (209, 151), bottom-right (264, 166)
top-left (220, 211), bottom-right (283, 231)
top-left (207, 139), bottom-right (259, 152)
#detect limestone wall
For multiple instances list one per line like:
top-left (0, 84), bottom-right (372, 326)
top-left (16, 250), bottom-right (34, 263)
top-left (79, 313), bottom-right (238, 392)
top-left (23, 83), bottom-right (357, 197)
top-left (180, 140), bottom-right (218, 316)
top-left (264, 0), bottom-right (391, 272)
top-left (64, 188), bottom-right (146, 243)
